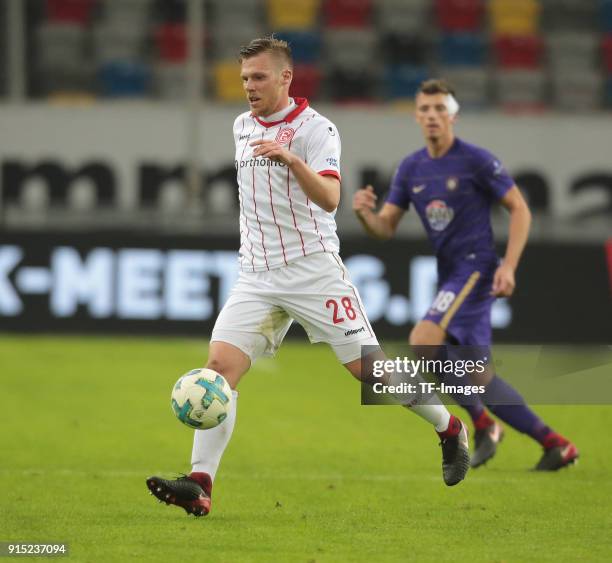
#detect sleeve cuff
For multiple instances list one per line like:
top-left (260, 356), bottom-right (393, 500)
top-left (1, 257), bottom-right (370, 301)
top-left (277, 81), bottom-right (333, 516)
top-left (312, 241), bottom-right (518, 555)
top-left (318, 169), bottom-right (341, 181)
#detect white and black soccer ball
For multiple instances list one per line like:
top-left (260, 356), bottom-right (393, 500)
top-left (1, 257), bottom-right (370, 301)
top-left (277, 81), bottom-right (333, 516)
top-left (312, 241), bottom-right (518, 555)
top-left (171, 368), bottom-right (232, 430)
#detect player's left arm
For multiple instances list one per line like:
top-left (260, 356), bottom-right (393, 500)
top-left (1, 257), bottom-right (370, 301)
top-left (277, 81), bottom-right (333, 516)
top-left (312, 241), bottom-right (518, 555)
top-left (250, 139), bottom-right (340, 212)
top-left (493, 185), bottom-right (532, 297)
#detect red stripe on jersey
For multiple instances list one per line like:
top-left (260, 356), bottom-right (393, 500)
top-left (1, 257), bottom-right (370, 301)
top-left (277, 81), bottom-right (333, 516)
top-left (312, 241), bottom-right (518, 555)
top-left (317, 169), bottom-right (341, 181)
top-left (253, 97), bottom-right (309, 128)
top-left (294, 109), bottom-right (327, 256)
top-left (331, 254), bottom-right (374, 339)
top-left (236, 118), bottom-right (247, 245)
top-left (268, 161), bottom-right (288, 266)
top-left (239, 119), bottom-right (257, 271)
top-left (307, 199), bottom-right (326, 252)
top-left (252, 132), bottom-right (269, 271)
top-left (286, 126), bottom-right (306, 256)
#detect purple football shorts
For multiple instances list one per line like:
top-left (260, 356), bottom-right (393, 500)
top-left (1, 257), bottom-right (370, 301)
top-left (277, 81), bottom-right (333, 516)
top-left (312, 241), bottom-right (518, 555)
top-left (423, 260), bottom-right (497, 346)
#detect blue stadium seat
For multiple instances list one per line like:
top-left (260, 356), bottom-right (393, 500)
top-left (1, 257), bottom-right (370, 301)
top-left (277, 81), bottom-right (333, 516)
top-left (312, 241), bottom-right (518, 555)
top-left (438, 33), bottom-right (486, 66)
top-left (385, 64), bottom-right (428, 99)
top-left (99, 61), bottom-right (151, 97)
top-left (274, 31), bottom-right (321, 64)
top-left (601, 0), bottom-right (612, 32)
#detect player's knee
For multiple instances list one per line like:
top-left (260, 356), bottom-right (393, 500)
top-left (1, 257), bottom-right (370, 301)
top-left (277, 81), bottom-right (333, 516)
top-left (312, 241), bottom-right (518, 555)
top-left (410, 321), bottom-right (445, 346)
top-left (409, 322), bottom-right (446, 362)
top-left (205, 357), bottom-right (227, 374)
top-left (205, 357), bottom-right (246, 389)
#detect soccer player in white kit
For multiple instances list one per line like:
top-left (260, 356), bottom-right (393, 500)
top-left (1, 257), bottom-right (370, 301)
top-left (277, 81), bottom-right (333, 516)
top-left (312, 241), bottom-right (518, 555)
top-left (146, 37), bottom-right (469, 517)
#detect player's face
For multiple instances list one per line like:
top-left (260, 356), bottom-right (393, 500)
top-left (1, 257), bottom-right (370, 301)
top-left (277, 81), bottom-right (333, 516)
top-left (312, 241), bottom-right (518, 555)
top-left (415, 93), bottom-right (456, 142)
top-left (240, 52), bottom-right (292, 117)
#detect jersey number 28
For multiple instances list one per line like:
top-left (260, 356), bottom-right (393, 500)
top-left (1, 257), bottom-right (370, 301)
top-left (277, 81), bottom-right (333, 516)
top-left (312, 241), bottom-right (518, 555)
top-left (326, 297), bottom-right (357, 324)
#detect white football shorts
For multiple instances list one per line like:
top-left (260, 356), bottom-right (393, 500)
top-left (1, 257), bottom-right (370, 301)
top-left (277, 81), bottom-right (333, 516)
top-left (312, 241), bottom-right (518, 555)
top-left (211, 252), bottom-right (379, 364)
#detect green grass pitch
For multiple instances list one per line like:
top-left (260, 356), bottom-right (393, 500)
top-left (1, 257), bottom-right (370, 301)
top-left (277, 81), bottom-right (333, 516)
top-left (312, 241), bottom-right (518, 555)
top-left (2, 335), bottom-right (611, 562)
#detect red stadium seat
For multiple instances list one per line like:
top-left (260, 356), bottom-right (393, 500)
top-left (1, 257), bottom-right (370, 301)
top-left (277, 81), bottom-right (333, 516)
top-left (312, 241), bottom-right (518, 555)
top-left (494, 35), bottom-right (543, 69)
top-left (603, 35), bottom-right (612, 73)
top-left (155, 24), bottom-right (188, 63)
top-left (290, 65), bottom-right (323, 100)
top-left (46, 0), bottom-right (95, 24)
top-left (435, 0), bottom-right (483, 32)
top-left (323, 0), bottom-right (372, 28)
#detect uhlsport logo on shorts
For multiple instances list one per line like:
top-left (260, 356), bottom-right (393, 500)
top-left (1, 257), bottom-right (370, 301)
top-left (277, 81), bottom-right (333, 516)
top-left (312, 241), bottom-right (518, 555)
top-left (275, 128), bottom-right (295, 145)
top-left (345, 326), bottom-right (365, 337)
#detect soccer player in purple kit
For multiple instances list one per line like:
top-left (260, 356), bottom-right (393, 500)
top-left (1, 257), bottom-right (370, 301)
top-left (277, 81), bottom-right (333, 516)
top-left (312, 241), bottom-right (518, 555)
top-left (353, 79), bottom-right (578, 471)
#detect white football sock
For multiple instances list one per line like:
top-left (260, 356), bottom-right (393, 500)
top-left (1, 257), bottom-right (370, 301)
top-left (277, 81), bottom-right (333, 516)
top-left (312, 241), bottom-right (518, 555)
top-left (388, 371), bottom-right (451, 432)
top-left (191, 390), bottom-right (238, 480)
top-left (409, 401), bottom-right (451, 432)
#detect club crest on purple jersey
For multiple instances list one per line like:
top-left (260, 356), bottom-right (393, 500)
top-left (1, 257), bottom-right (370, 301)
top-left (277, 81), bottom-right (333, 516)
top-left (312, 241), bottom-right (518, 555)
top-left (426, 200), bottom-right (454, 231)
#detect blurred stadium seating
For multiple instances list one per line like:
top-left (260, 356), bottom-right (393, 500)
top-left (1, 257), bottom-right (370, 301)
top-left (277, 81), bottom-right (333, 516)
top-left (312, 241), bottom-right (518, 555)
top-left (0, 4), bottom-right (6, 97)
top-left (0, 0), bottom-right (610, 232)
top-left (0, 0), bottom-right (604, 110)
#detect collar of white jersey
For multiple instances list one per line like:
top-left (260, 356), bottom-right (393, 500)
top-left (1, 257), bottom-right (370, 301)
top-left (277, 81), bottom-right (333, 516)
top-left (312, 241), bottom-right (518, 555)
top-left (252, 97), bottom-right (309, 128)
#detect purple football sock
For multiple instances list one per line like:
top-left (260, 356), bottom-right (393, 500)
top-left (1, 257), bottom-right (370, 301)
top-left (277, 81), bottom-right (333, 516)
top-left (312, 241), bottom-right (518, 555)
top-left (482, 375), bottom-right (552, 443)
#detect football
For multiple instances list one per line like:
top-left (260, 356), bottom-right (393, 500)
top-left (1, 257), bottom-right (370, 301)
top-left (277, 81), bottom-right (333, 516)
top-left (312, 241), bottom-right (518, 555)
top-left (171, 368), bottom-right (232, 429)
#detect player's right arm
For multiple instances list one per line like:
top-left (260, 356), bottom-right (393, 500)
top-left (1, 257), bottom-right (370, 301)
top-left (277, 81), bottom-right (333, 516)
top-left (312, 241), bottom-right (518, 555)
top-left (353, 185), bottom-right (405, 240)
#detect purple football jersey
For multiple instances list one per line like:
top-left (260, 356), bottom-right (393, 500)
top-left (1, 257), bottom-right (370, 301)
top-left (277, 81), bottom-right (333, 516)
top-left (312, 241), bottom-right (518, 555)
top-left (386, 138), bottom-right (514, 268)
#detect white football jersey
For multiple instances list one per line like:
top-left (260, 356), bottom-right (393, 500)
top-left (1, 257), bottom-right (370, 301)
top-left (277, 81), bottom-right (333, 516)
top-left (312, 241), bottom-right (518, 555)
top-left (233, 97), bottom-right (341, 272)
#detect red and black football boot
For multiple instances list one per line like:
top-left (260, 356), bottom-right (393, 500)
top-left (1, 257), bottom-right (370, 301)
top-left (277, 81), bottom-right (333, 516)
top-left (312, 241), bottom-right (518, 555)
top-left (535, 434), bottom-right (579, 471)
top-left (471, 421), bottom-right (505, 468)
top-left (146, 472), bottom-right (212, 517)
top-left (437, 415), bottom-right (470, 486)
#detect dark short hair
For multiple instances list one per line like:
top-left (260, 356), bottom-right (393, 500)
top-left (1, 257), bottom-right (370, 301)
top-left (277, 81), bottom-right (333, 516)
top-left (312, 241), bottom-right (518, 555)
top-left (238, 36), bottom-right (293, 68)
top-left (418, 79), bottom-right (456, 97)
